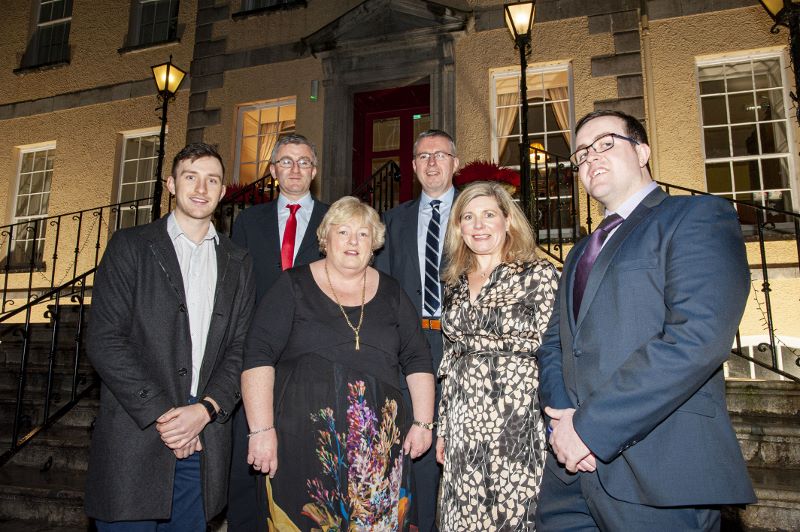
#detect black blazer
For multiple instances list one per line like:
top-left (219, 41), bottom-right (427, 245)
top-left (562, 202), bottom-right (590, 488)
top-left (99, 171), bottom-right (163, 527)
top-left (231, 197), bottom-right (328, 302)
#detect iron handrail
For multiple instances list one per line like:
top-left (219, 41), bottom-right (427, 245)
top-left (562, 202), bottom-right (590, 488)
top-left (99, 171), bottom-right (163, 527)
top-left (352, 160), bottom-right (402, 215)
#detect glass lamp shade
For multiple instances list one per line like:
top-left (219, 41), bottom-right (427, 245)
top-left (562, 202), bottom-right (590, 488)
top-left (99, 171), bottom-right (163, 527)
top-left (760, 0), bottom-right (799, 20)
top-left (504, 1), bottom-right (536, 40)
top-left (151, 59), bottom-right (187, 96)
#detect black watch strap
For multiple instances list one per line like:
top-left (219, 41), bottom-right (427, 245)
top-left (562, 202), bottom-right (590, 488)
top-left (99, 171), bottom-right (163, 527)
top-left (198, 398), bottom-right (217, 422)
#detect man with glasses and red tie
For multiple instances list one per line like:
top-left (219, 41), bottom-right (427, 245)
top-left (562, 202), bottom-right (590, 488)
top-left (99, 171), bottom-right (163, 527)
top-left (535, 110), bottom-right (755, 531)
top-left (227, 134), bottom-right (328, 531)
top-left (375, 129), bottom-right (459, 532)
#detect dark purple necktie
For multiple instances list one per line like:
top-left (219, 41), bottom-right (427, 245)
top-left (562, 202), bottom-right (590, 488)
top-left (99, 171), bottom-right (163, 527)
top-left (573, 213), bottom-right (624, 320)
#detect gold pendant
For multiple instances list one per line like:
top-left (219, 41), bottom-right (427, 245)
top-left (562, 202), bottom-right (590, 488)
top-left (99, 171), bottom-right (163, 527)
top-left (355, 333), bottom-right (360, 351)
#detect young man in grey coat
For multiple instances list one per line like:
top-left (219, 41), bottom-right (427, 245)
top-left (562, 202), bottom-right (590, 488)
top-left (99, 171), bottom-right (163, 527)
top-left (85, 143), bottom-right (255, 530)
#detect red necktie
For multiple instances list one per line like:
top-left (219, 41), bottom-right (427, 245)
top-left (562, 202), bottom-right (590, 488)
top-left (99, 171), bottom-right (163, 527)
top-left (281, 204), bottom-right (301, 271)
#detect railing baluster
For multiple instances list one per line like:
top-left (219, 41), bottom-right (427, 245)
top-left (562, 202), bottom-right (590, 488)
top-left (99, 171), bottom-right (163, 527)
top-left (72, 212), bottom-right (83, 281)
top-left (756, 209), bottom-right (778, 369)
top-left (71, 278), bottom-right (87, 401)
top-left (49, 216), bottom-right (62, 290)
top-left (94, 208), bottom-right (104, 269)
top-left (43, 294), bottom-right (60, 422)
top-left (2, 225), bottom-right (13, 313)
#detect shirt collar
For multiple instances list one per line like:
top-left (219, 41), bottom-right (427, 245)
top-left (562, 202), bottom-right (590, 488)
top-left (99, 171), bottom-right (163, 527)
top-left (608, 181), bottom-right (659, 220)
top-left (420, 186), bottom-right (455, 210)
top-left (278, 192), bottom-right (313, 210)
top-left (167, 212), bottom-right (219, 244)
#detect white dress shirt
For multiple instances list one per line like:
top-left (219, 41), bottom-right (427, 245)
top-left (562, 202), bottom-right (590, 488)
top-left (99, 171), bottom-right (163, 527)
top-left (277, 192), bottom-right (315, 263)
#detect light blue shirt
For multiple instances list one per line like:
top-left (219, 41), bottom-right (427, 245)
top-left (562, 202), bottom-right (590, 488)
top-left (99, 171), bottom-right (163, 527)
top-left (602, 180), bottom-right (659, 248)
top-left (277, 192), bottom-right (315, 262)
top-left (167, 213), bottom-right (218, 397)
top-left (417, 186), bottom-right (455, 317)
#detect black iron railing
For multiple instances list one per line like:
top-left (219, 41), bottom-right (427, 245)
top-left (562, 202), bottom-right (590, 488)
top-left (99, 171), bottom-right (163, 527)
top-left (352, 160), bottom-right (402, 215)
top-left (0, 271), bottom-right (95, 464)
top-left (0, 198), bottom-right (154, 316)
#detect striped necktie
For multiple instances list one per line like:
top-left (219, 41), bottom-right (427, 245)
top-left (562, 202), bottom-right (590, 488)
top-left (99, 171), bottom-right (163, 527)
top-left (423, 200), bottom-right (441, 316)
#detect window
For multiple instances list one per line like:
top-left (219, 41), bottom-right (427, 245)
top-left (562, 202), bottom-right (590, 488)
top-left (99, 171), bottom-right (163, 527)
top-left (117, 131), bottom-right (160, 228)
top-left (491, 64), bottom-right (574, 239)
top-left (240, 0), bottom-right (306, 13)
top-left (132, 0), bottom-right (179, 47)
top-left (698, 54), bottom-right (796, 224)
top-left (234, 98), bottom-right (296, 184)
top-left (10, 145), bottom-right (55, 266)
top-left (22, 0), bottom-right (72, 67)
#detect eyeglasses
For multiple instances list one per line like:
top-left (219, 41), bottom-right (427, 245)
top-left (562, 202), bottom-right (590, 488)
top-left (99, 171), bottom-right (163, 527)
top-left (415, 151), bottom-right (455, 163)
top-left (274, 157), bottom-right (315, 169)
top-left (570, 133), bottom-right (639, 166)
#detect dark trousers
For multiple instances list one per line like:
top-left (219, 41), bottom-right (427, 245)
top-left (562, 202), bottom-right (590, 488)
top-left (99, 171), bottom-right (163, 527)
top-left (535, 464), bottom-right (721, 532)
top-left (95, 452), bottom-right (204, 532)
top-left (226, 404), bottom-right (259, 531)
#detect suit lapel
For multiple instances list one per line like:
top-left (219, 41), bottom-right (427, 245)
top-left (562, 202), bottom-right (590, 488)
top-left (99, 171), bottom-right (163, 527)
top-left (575, 188), bottom-right (667, 327)
top-left (198, 239), bottom-right (236, 391)
top-left (564, 238), bottom-right (588, 332)
top-left (147, 218), bottom-right (186, 306)
top-left (296, 199), bottom-right (324, 259)
top-left (262, 200), bottom-right (281, 258)
top-left (402, 199), bottom-right (423, 294)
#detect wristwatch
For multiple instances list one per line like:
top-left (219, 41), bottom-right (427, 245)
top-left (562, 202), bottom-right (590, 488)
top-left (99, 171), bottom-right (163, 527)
top-left (198, 398), bottom-right (218, 423)
top-left (412, 420), bottom-right (436, 430)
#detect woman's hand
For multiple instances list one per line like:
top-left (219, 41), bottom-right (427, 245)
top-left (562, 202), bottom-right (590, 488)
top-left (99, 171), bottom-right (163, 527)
top-left (403, 425), bottom-right (432, 459)
top-left (435, 436), bottom-right (445, 464)
top-left (248, 429), bottom-right (278, 478)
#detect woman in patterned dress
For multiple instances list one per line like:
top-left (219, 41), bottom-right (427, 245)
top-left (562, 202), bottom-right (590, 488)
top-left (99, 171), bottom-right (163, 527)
top-left (435, 181), bottom-right (559, 531)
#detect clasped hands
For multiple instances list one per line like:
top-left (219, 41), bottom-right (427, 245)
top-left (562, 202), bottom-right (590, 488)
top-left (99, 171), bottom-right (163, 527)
top-left (545, 407), bottom-right (597, 474)
top-left (156, 403), bottom-right (213, 459)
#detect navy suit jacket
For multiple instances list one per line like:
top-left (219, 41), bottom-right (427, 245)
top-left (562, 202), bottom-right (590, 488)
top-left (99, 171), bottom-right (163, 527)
top-left (538, 187), bottom-right (756, 507)
top-left (231, 197), bottom-right (328, 302)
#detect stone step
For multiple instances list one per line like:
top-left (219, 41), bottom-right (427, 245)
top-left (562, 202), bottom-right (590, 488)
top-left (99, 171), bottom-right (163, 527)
top-left (0, 362), bottom-right (96, 395)
top-left (0, 518), bottom-right (89, 532)
top-left (0, 464), bottom-right (87, 527)
top-left (727, 380), bottom-right (800, 418)
top-left (0, 393), bottom-right (98, 430)
top-left (733, 413), bottom-right (800, 469)
top-left (1, 424), bottom-right (92, 472)
top-left (726, 467), bottom-right (800, 532)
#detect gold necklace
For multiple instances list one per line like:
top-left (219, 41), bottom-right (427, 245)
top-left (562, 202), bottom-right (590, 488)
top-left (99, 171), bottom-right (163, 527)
top-left (324, 260), bottom-right (367, 350)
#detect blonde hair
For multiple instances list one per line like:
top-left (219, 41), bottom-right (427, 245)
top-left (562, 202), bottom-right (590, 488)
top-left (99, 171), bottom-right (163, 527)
top-left (441, 181), bottom-right (538, 285)
top-left (316, 196), bottom-right (386, 254)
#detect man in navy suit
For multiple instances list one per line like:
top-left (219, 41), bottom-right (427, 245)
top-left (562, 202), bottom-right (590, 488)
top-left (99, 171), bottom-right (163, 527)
top-left (227, 134), bottom-right (328, 531)
top-left (535, 110), bottom-right (755, 531)
top-left (375, 129), bottom-right (459, 532)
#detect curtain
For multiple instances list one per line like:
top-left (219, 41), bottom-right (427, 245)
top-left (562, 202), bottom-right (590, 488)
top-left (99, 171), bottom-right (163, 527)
top-left (496, 92), bottom-right (519, 162)
top-left (546, 87), bottom-right (571, 146)
top-left (255, 121), bottom-right (282, 182)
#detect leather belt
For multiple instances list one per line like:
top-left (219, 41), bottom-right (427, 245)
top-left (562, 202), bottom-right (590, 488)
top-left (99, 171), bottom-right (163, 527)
top-left (421, 318), bottom-right (441, 331)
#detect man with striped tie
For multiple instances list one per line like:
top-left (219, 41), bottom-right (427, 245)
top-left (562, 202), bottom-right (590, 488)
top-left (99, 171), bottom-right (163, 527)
top-left (375, 129), bottom-right (459, 532)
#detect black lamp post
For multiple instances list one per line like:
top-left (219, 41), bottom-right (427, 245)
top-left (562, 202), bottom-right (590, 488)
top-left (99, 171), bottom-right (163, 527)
top-left (504, 1), bottom-right (536, 214)
top-left (150, 55), bottom-right (187, 221)
top-left (760, 0), bottom-right (800, 127)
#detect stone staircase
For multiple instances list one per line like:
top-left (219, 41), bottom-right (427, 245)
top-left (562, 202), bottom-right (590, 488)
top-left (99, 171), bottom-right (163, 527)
top-left (725, 380), bottom-right (800, 531)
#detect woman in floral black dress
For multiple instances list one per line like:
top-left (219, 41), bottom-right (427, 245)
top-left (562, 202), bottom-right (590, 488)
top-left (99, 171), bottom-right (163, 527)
top-left (436, 182), bottom-right (559, 531)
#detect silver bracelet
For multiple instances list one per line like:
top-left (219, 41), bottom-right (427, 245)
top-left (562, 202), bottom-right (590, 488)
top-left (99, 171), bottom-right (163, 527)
top-left (247, 426), bottom-right (274, 438)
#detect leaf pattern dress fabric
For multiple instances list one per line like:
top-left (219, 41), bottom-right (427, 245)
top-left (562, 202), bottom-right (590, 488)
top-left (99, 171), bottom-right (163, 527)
top-left (242, 266), bottom-right (434, 531)
top-left (438, 260), bottom-right (559, 531)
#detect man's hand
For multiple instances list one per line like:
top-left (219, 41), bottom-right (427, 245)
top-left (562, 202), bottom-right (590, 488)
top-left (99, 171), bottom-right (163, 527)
top-left (172, 436), bottom-right (203, 459)
top-left (545, 407), bottom-right (596, 473)
top-left (403, 425), bottom-right (432, 460)
top-left (435, 436), bottom-right (445, 465)
top-left (156, 405), bottom-right (211, 450)
top-left (248, 429), bottom-right (278, 478)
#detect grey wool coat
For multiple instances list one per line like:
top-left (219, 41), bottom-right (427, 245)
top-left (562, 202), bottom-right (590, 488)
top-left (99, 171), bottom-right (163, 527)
top-left (85, 216), bottom-right (255, 522)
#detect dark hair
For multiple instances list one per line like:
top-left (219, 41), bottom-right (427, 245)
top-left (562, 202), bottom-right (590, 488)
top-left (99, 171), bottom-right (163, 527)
top-left (270, 134), bottom-right (318, 165)
top-left (413, 129), bottom-right (457, 157)
top-left (575, 110), bottom-right (649, 145)
top-left (171, 143), bottom-right (225, 178)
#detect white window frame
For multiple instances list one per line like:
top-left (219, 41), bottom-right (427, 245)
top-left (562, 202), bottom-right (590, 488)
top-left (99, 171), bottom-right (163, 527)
top-left (135, 0), bottom-right (180, 46)
top-left (233, 97), bottom-right (297, 184)
top-left (696, 50), bottom-right (799, 215)
top-left (9, 142), bottom-right (56, 266)
top-left (116, 128), bottom-right (162, 228)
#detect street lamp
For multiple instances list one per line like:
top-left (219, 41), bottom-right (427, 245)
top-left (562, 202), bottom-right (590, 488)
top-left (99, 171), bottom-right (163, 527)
top-left (150, 55), bottom-right (187, 221)
top-left (504, 1), bottom-right (535, 214)
top-left (759, 0), bottom-right (800, 126)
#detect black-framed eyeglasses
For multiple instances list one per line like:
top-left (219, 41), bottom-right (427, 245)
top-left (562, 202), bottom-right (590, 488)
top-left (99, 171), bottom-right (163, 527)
top-left (415, 151), bottom-right (455, 163)
top-left (570, 133), bottom-right (639, 166)
top-left (274, 156), bottom-right (315, 169)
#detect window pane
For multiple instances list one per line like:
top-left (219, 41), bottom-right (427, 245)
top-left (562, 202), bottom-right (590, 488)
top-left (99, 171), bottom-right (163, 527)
top-left (732, 160), bottom-right (760, 192)
top-left (21, 153), bottom-right (34, 173)
top-left (372, 117), bottom-right (400, 152)
top-left (705, 162), bottom-right (731, 193)
top-left (728, 93), bottom-right (756, 124)
top-left (754, 58), bottom-right (782, 89)
top-left (760, 121), bottom-right (788, 154)
top-left (528, 104), bottom-right (545, 135)
top-left (413, 114), bottom-right (431, 139)
top-left (704, 127), bottom-right (730, 158)
top-left (730, 124), bottom-right (758, 156)
top-left (15, 196), bottom-right (29, 217)
top-left (235, 100), bottom-right (297, 184)
top-left (758, 89), bottom-right (785, 120)
top-left (726, 63), bottom-right (754, 92)
top-left (123, 161), bottom-right (138, 183)
top-left (761, 158), bottom-right (790, 190)
top-left (701, 95), bottom-right (727, 125)
top-left (766, 191), bottom-right (792, 221)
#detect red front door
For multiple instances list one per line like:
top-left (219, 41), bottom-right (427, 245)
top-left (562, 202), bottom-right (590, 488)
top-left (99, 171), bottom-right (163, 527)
top-left (353, 85), bottom-right (430, 203)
